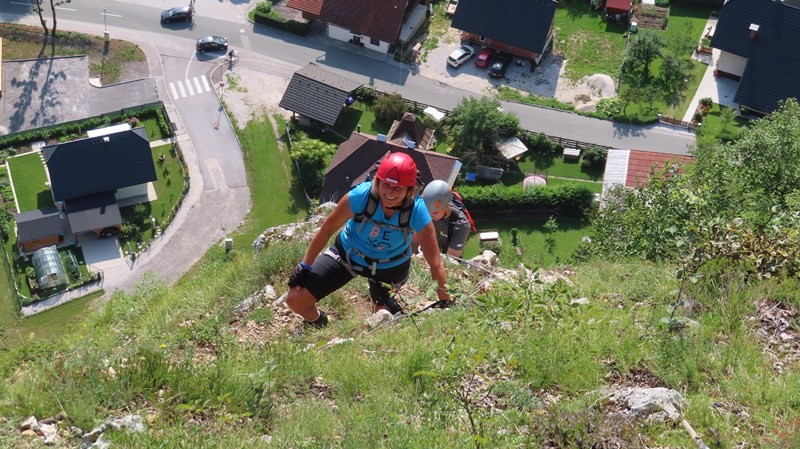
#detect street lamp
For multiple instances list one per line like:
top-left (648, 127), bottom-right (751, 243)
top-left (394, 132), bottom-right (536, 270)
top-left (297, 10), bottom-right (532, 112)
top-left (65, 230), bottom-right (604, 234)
top-left (103, 6), bottom-right (110, 42)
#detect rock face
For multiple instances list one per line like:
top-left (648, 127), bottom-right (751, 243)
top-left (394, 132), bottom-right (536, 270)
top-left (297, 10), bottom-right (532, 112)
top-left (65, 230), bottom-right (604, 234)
top-left (252, 203), bottom-right (335, 253)
top-left (601, 387), bottom-right (686, 423)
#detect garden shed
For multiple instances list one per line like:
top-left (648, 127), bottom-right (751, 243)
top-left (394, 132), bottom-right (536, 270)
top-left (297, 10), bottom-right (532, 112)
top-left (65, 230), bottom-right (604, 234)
top-left (32, 245), bottom-right (68, 290)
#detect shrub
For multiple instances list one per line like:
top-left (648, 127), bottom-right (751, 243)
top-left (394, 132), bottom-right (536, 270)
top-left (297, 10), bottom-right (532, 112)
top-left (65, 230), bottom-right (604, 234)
top-left (523, 132), bottom-right (561, 157)
top-left (655, 0), bottom-right (670, 7)
top-left (458, 183), bottom-right (595, 219)
top-left (255, 1), bottom-right (271, 14)
top-left (353, 86), bottom-right (378, 103)
top-left (580, 146), bottom-right (607, 169)
top-left (26, 266), bottom-right (36, 281)
top-left (372, 93), bottom-right (407, 124)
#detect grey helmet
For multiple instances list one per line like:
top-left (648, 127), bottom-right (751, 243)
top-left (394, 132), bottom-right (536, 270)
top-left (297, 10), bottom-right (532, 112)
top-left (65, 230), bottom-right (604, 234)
top-left (422, 180), bottom-right (453, 212)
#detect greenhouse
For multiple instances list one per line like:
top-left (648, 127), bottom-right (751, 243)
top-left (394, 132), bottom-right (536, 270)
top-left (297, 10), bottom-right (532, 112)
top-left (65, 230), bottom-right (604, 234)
top-left (32, 246), bottom-right (68, 290)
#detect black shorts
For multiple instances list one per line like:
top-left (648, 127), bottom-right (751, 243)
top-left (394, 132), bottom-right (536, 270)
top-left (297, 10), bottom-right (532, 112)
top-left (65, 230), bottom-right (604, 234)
top-left (304, 243), bottom-right (410, 304)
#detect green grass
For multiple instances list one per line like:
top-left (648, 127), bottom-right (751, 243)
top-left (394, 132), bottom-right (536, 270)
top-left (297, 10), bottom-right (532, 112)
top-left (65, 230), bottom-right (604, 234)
top-left (696, 104), bottom-right (750, 141)
top-left (516, 153), bottom-right (604, 181)
top-left (553, 0), bottom-right (629, 81)
top-left (230, 115), bottom-right (304, 250)
top-left (463, 217), bottom-right (592, 267)
top-left (5, 290), bottom-right (103, 348)
top-left (149, 144), bottom-right (186, 225)
top-left (6, 152), bottom-right (53, 212)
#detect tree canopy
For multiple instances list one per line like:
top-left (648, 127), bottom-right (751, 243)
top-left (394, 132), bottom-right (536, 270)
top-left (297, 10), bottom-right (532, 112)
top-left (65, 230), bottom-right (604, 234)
top-left (444, 97), bottom-right (520, 163)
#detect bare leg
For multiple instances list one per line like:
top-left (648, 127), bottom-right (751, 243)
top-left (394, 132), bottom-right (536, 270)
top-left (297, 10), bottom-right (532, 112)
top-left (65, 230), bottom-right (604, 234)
top-left (286, 286), bottom-right (321, 321)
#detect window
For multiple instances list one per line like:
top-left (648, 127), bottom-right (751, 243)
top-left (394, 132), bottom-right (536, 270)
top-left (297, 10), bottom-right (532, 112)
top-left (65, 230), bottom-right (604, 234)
top-left (370, 37), bottom-right (380, 46)
top-left (479, 36), bottom-right (486, 42)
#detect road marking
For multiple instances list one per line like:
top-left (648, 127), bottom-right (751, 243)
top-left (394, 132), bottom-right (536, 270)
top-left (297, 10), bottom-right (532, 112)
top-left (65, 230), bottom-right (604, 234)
top-left (10, 2), bottom-right (31, 7)
top-left (169, 82), bottom-right (179, 100)
top-left (170, 77), bottom-right (214, 100)
top-left (102, 12), bottom-right (123, 18)
top-left (56, 6), bottom-right (76, 11)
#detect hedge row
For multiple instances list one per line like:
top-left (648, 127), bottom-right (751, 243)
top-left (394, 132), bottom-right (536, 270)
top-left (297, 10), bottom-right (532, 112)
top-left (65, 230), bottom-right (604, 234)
top-left (0, 102), bottom-right (171, 148)
top-left (253, 11), bottom-right (311, 36)
top-left (457, 183), bottom-right (595, 219)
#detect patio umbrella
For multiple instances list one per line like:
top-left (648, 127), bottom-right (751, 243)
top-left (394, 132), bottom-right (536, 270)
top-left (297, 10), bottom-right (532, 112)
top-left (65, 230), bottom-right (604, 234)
top-left (522, 175), bottom-right (547, 189)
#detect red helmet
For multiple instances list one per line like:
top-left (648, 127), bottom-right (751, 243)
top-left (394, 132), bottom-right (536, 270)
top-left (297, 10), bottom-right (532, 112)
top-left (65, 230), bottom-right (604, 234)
top-left (376, 152), bottom-right (417, 187)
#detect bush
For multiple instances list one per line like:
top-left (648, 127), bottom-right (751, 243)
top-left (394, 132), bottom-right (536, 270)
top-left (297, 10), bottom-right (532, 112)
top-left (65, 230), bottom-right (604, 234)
top-left (522, 132), bottom-right (561, 157)
top-left (458, 183), bottom-right (595, 219)
top-left (26, 266), bottom-right (36, 281)
top-left (255, 1), bottom-right (271, 14)
top-left (353, 86), bottom-right (378, 103)
top-left (253, 6), bottom-right (311, 36)
top-left (655, 0), bottom-right (670, 7)
top-left (580, 146), bottom-right (607, 169)
top-left (372, 93), bottom-right (407, 124)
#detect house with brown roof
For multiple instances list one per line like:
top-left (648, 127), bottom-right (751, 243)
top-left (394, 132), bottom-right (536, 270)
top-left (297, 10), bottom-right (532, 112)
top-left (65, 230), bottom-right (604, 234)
top-left (302, 0), bottom-right (430, 54)
top-left (319, 131), bottom-right (460, 204)
top-left (386, 112), bottom-right (435, 151)
top-left (601, 149), bottom-right (692, 202)
top-left (286, 0), bottom-right (323, 21)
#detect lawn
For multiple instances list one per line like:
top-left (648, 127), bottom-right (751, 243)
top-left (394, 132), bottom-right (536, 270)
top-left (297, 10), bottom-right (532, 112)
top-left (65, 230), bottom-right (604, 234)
top-left (462, 217), bottom-right (592, 267)
top-left (515, 153), bottom-right (604, 181)
top-left (7, 152), bottom-right (53, 212)
top-left (149, 144), bottom-right (187, 225)
top-left (229, 115), bottom-right (305, 250)
top-left (697, 104), bottom-right (750, 141)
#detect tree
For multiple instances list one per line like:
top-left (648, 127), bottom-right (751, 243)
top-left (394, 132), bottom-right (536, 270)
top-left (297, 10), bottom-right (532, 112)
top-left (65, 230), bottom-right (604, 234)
top-left (719, 105), bottom-right (736, 131)
top-left (289, 137), bottom-right (337, 197)
top-left (659, 54), bottom-right (692, 107)
top-left (620, 31), bottom-right (664, 81)
top-left (444, 97), bottom-right (520, 160)
top-left (372, 93), bottom-right (406, 124)
top-left (32, 0), bottom-right (71, 38)
top-left (690, 98), bottom-right (800, 222)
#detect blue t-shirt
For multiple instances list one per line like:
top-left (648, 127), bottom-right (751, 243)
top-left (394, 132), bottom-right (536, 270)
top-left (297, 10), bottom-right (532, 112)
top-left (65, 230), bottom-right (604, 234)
top-left (339, 182), bottom-right (431, 269)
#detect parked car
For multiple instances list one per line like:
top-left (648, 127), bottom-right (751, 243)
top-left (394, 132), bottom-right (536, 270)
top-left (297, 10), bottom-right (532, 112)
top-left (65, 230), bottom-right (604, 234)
top-left (160, 6), bottom-right (193, 23)
top-left (196, 36), bottom-right (228, 53)
top-left (446, 44), bottom-right (476, 68)
top-left (488, 54), bottom-right (512, 78)
top-left (99, 227), bottom-right (118, 238)
top-left (475, 48), bottom-right (496, 68)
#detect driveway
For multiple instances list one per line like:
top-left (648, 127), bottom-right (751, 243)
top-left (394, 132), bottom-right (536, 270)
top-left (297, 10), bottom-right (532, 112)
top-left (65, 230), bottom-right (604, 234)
top-left (79, 233), bottom-right (126, 271)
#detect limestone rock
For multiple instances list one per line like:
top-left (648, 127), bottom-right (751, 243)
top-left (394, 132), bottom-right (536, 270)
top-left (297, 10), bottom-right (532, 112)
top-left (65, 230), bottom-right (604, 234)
top-left (602, 387), bottom-right (686, 423)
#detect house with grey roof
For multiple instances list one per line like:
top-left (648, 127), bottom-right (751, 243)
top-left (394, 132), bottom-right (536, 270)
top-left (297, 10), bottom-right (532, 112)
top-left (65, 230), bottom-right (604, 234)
top-left (14, 127), bottom-right (157, 254)
top-left (451, 0), bottom-right (557, 65)
top-left (711, 0), bottom-right (800, 115)
top-left (279, 64), bottom-right (363, 128)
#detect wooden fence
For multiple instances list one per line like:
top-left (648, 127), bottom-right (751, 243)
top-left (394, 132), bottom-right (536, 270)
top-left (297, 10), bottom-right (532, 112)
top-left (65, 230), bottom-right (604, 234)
top-left (658, 114), bottom-right (698, 132)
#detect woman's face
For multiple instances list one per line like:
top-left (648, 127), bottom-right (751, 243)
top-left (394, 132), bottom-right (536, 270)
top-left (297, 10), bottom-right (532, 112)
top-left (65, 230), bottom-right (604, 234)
top-left (378, 181), bottom-right (409, 208)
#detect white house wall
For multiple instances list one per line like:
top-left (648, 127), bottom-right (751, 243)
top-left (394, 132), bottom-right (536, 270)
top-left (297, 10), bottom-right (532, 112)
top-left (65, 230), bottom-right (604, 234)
top-left (715, 51), bottom-right (747, 77)
top-left (327, 24), bottom-right (390, 54)
top-left (116, 183), bottom-right (150, 201)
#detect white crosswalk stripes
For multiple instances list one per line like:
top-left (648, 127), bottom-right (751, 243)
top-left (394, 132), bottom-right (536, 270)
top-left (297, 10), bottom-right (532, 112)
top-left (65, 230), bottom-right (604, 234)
top-left (168, 75), bottom-right (213, 101)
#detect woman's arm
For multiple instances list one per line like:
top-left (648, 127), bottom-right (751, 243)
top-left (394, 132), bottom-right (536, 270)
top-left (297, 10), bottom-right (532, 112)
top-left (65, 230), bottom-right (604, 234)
top-left (417, 222), bottom-right (452, 302)
top-left (302, 194), bottom-right (354, 265)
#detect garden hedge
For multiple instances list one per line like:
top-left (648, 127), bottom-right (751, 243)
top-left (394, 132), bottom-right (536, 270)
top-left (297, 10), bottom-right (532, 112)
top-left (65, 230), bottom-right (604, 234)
top-left (457, 183), bottom-right (595, 219)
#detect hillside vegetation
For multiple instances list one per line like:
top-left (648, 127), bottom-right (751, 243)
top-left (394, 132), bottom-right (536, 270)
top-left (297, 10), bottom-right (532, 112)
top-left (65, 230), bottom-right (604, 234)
top-left (1, 82), bottom-right (799, 449)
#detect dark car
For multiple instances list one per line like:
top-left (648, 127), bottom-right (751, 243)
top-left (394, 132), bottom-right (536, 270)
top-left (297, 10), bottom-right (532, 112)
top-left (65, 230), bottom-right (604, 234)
top-left (475, 48), bottom-right (495, 68)
top-left (99, 227), bottom-right (118, 238)
top-left (161, 6), bottom-right (193, 23)
top-left (196, 36), bottom-right (228, 53)
top-left (488, 54), bottom-right (512, 78)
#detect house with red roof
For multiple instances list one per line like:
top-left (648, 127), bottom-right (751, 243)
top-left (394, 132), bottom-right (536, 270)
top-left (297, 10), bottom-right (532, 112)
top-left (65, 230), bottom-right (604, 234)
top-left (604, 0), bottom-right (632, 19)
top-left (601, 149), bottom-right (692, 203)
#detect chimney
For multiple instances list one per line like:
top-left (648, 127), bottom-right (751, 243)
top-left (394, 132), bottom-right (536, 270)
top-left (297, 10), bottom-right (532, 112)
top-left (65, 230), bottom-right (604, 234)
top-left (749, 23), bottom-right (760, 39)
top-left (377, 134), bottom-right (387, 142)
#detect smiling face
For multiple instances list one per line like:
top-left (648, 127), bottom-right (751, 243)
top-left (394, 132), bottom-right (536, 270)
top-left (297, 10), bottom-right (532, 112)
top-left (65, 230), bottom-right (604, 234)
top-left (378, 180), bottom-right (409, 209)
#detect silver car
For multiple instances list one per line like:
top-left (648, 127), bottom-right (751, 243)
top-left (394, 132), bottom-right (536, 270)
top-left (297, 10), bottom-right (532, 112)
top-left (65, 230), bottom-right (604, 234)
top-left (447, 44), bottom-right (476, 68)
